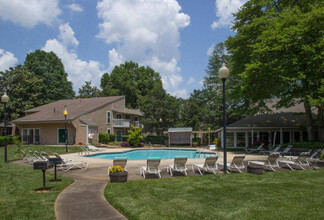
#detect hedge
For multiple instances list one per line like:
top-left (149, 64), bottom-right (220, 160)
top-left (0, 136), bottom-right (20, 147)
top-left (99, 133), bottom-right (116, 144)
top-left (144, 135), bottom-right (168, 145)
top-left (282, 142), bottom-right (324, 149)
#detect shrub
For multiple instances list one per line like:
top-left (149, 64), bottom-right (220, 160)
top-left (0, 135), bottom-right (20, 146)
top-left (128, 125), bottom-right (142, 147)
top-left (143, 135), bottom-right (168, 144)
top-left (99, 133), bottom-right (116, 144)
top-left (138, 142), bottom-right (144, 147)
top-left (121, 142), bottom-right (129, 147)
top-left (282, 142), bottom-right (324, 149)
top-left (192, 137), bottom-right (201, 146)
top-left (121, 135), bottom-right (129, 142)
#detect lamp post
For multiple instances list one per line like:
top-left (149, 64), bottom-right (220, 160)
top-left (63, 108), bottom-right (68, 152)
top-left (1, 92), bottom-right (9, 163)
top-left (159, 118), bottom-right (163, 146)
top-left (219, 63), bottom-right (230, 174)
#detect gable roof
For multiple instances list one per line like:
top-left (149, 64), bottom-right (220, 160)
top-left (227, 112), bottom-right (309, 128)
top-left (113, 108), bottom-right (143, 116)
top-left (13, 96), bottom-right (124, 123)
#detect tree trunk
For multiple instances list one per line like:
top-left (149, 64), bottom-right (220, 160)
top-left (317, 107), bottom-right (324, 142)
top-left (304, 100), bottom-right (316, 141)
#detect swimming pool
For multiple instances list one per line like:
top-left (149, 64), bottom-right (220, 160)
top-left (88, 149), bottom-right (216, 160)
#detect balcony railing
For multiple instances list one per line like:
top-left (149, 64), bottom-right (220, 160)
top-left (133, 121), bottom-right (143, 128)
top-left (113, 119), bottom-right (130, 128)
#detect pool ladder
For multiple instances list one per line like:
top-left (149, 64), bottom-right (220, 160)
top-left (197, 145), bottom-right (209, 158)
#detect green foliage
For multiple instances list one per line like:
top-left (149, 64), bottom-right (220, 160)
top-left (225, 0), bottom-right (324, 140)
top-left (127, 125), bottom-right (142, 147)
top-left (0, 65), bottom-right (44, 121)
top-left (100, 61), bottom-right (161, 109)
top-left (24, 50), bottom-right (75, 103)
top-left (105, 170), bottom-right (324, 219)
top-left (99, 133), bottom-right (116, 144)
top-left (121, 135), bottom-right (129, 142)
top-left (282, 142), bottom-right (324, 149)
top-left (0, 136), bottom-right (20, 146)
top-left (78, 81), bottom-right (100, 98)
top-left (144, 135), bottom-right (168, 145)
top-left (13, 136), bottom-right (23, 153)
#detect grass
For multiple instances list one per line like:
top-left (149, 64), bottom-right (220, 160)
top-left (0, 145), bottom-right (77, 219)
top-left (105, 170), bottom-right (324, 219)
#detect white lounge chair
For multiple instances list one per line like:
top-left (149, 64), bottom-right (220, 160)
top-left (86, 143), bottom-right (105, 152)
top-left (140, 158), bottom-right (162, 178)
top-left (263, 145), bottom-right (282, 154)
top-left (108, 158), bottom-right (128, 175)
top-left (221, 155), bottom-right (246, 173)
top-left (209, 145), bottom-right (216, 151)
top-left (279, 152), bottom-right (310, 170)
top-left (54, 153), bottom-right (89, 171)
top-left (192, 156), bottom-right (219, 175)
top-left (167, 157), bottom-right (188, 176)
top-left (245, 143), bottom-right (266, 154)
top-left (306, 149), bottom-right (322, 165)
top-left (280, 145), bottom-right (293, 156)
top-left (248, 153), bottom-right (280, 171)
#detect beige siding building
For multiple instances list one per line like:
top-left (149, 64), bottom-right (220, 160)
top-left (13, 96), bottom-right (143, 145)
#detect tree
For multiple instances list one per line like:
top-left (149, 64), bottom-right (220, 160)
top-left (0, 65), bottom-right (43, 121)
top-left (138, 82), bottom-right (181, 133)
top-left (24, 50), bottom-right (75, 103)
top-left (100, 61), bottom-right (162, 108)
top-left (78, 81), bottom-right (100, 98)
top-left (225, 0), bottom-right (324, 141)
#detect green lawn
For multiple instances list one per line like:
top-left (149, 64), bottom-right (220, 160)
top-left (105, 170), bottom-right (324, 219)
top-left (0, 145), bottom-right (78, 219)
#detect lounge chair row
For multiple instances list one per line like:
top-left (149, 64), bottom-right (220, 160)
top-left (22, 150), bottom-right (89, 171)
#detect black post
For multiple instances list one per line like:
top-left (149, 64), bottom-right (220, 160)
top-left (4, 102), bottom-right (7, 163)
top-left (65, 115), bottom-right (68, 152)
top-left (222, 79), bottom-right (227, 174)
top-left (42, 169), bottom-right (46, 190)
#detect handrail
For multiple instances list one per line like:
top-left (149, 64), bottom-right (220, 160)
top-left (197, 145), bottom-right (209, 158)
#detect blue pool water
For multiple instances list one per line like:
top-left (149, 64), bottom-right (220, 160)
top-left (89, 149), bottom-right (216, 160)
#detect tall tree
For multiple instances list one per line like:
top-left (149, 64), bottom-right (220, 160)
top-left (100, 61), bottom-right (161, 108)
top-left (24, 50), bottom-right (75, 103)
top-left (0, 65), bottom-right (43, 121)
top-left (225, 0), bottom-right (324, 141)
top-left (78, 81), bottom-right (100, 98)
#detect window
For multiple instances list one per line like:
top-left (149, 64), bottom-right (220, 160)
top-left (116, 113), bottom-right (122, 119)
top-left (107, 111), bottom-right (111, 124)
top-left (134, 116), bottom-right (138, 121)
top-left (34, 129), bottom-right (40, 143)
top-left (22, 129), bottom-right (28, 142)
top-left (107, 128), bottom-right (111, 134)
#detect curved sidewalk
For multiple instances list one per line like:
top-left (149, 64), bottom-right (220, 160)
top-left (55, 164), bottom-right (127, 220)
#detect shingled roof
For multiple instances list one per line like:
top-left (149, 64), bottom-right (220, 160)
top-left (13, 96), bottom-right (124, 123)
top-left (228, 112), bottom-right (309, 128)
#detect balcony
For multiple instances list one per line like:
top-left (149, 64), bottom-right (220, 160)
top-left (133, 121), bottom-right (144, 128)
top-left (113, 119), bottom-right (130, 128)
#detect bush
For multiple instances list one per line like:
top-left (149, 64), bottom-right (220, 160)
top-left (121, 142), bottom-right (129, 147)
top-left (121, 135), bottom-right (129, 142)
top-left (282, 142), bottom-right (324, 149)
top-left (99, 133), bottom-right (116, 144)
top-left (192, 137), bottom-right (201, 146)
top-left (144, 135), bottom-right (168, 144)
top-left (138, 142), bottom-right (144, 147)
top-left (0, 136), bottom-right (20, 146)
top-left (128, 125), bottom-right (142, 147)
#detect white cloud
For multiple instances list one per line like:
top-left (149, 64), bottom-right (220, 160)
top-left (68, 3), bottom-right (83, 12)
top-left (186, 77), bottom-right (195, 85)
top-left (97, 0), bottom-right (190, 98)
top-left (42, 23), bottom-right (104, 92)
top-left (211, 0), bottom-right (247, 29)
top-left (0, 49), bottom-right (18, 71)
top-left (207, 44), bottom-right (215, 56)
top-left (0, 0), bottom-right (61, 28)
top-left (199, 79), bottom-right (205, 86)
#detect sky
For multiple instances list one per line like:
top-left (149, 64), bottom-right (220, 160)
top-left (0, 0), bottom-right (248, 98)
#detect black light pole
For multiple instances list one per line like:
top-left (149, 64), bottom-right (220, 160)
top-left (2, 92), bottom-right (9, 163)
top-left (63, 108), bottom-right (68, 152)
top-left (159, 118), bottom-right (163, 146)
top-left (219, 63), bottom-right (230, 174)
